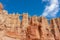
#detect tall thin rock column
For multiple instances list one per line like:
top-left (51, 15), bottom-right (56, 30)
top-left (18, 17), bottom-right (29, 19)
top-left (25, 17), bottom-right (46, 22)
top-left (16, 14), bottom-right (21, 35)
top-left (50, 19), bottom-right (60, 40)
top-left (27, 16), bottom-right (40, 40)
top-left (55, 18), bottom-right (60, 33)
top-left (39, 17), bottom-right (48, 40)
top-left (10, 14), bottom-right (17, 32)
top-left (39, 17), bottom-right (55, 40)
top-left (14, 14), bottom-right (21, 40)
top-left (43, 17), bottom-right (55, 40)
top-left (0, 3), bottom-right (3, 14)
top-left (21, 14), bottom-right (28, 40)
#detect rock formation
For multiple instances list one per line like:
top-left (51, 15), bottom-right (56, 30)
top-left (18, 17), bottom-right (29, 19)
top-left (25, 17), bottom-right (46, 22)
top-left (0, 3), bottom-right (60, 40)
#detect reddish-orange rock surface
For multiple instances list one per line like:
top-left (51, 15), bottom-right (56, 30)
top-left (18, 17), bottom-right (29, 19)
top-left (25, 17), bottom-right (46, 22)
top-left (0, 3), bottom-right (60, 40)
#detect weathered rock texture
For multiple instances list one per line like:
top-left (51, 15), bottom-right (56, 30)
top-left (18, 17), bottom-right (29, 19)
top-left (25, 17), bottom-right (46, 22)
top-left (0, 3), bottom-right (60, 40)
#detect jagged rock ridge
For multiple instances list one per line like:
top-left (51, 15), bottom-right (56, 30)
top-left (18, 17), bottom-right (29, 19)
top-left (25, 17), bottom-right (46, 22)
top-left (0, 3), bottom-right (60, 40)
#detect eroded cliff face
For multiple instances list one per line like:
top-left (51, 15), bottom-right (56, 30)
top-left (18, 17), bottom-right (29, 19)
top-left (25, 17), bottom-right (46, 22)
top-left (0, 3), bottom-right (60, 40)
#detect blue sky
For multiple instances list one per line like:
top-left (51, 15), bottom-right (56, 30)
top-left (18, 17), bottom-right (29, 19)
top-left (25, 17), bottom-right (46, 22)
top-left (0, 0), bottom-right (60, 19)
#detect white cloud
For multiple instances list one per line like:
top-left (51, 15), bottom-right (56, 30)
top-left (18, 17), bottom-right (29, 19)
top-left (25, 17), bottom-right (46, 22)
top-left (42, 0), bottom-right (59, 18)
top-left (42, 0), bottom-right (49, 2)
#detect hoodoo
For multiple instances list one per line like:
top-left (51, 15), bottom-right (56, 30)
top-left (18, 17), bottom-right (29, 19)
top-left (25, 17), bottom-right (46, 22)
top-left (0, 3), bottom-right (60, 40)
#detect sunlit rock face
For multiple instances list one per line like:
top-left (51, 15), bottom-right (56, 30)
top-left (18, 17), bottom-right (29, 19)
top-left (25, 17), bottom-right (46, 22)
top-left (0, 3), bottom-right (3, 14)
top-left (0, 3), bottom-right (60, 40)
